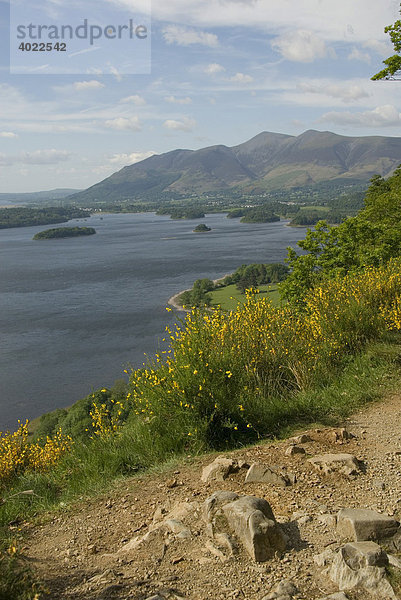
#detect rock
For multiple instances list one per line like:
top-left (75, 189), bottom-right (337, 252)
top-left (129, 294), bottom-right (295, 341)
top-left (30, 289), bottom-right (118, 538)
top-left (339, 541), bottom-right (388, 568)
top-left (238, 460), bottom-right (250, 469)
top-left (298, 515), bottom-right (312, 525)
top-left (214, 532), bottom-right (237, 555)
top-left (389, 528), bottom-right (401, 552)
top-left (316, 594), bottom-right (349, 600)
top-left (204, 539), bottom-right (229, 562)
top-left (288, 434), bottom-right (311, 444)
top-left (337, 508), bottom-right (399, 542)
top-left (164, 519), bottom-right (191, 539)
top-left (245, 464), bottom-right (292, 487)
top-left (314, 548), bottom-right (336, 567)
top-left (331, 428), bottom-right (355, 443)
top-left (203, 491), bottom-right (240, 537)
top-left (329, 542), bottom-right (396, 598)
top-left (201, 457), bottom-right (238, 483)
top-left (262, 579), bottom-right (298, 599)
top-left (165, 501), bottom-right (199, 522)
top-left (318, 514), bottom-right (337, 529)
top-left (222, 495), bottom-right (286, 562)
top-left (285, 445), bottom-right (306, 456)
top-left (388, 554), bottom-right (401, 569)
top-left (308, 453), bottom-right (362, 477)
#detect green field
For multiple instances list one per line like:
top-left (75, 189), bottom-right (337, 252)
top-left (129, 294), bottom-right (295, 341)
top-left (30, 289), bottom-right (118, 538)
top-left (299, 205), bottom-right (329, 212)
top-left (209, 283), bottom-right (281, 310)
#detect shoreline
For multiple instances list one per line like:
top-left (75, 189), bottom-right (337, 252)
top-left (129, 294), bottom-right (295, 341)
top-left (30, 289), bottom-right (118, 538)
top-left (168, 273), bottom-right (231, 311)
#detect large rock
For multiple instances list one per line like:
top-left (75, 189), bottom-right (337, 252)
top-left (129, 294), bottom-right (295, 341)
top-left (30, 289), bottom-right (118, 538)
top-left (337, 508), bottom-right (399, 542)
top-left (245, 463), bottom-right (292, 487)
top-left (308, 453), bottom-right (361, 477)
top-left (201, 457), bottom-right (238, 483)
top-left (222, 495), bottom-right (286, 562)
top-left (203, 491), bottom-right (240, 538)
top-left (329, 542), bottom-right (396, 599)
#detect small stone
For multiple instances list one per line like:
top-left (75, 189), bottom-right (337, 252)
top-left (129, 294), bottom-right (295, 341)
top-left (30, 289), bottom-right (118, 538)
top-left (285, 445), bottom-right (306, 457)
top-left (166, 478), bottom-right (178, 489)
top-left (262, 579), bottom-right (298, 599)
top-left (288, 434), bottom-right (311, 444)
top-left (201, 457), bottom-right (238, 483)
top-left (308, 453), bottom-right (362, 477)
top-left (245, 464), bottom-right (292, 487)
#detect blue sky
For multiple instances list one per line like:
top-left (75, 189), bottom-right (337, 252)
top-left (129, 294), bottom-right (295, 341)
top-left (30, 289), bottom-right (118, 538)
top-left (0, 0), bottom-right (400, 192)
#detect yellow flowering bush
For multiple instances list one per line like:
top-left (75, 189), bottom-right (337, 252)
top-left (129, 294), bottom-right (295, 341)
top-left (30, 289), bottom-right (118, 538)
top-left (123, 260), bottom-right (401, 447)
top-left (0, 421), bottom-right (73, 487)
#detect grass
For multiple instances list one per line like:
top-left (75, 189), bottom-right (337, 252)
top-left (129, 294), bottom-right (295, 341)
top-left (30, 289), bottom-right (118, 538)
top-left (210, 283), bottom-right (281, 310)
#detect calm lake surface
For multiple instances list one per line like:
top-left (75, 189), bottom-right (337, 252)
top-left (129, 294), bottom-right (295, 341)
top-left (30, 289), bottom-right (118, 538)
top-left (0, 213), bottom-right (304, 430)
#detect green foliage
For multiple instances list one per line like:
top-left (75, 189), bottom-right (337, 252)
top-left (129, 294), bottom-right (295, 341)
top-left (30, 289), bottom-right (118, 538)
top-left (0, 546), bottom-right (45, 600)
top-left (33, 380), bottom-right (129, 442)
top-left (33, 226), bottom-right (96, 240)
top-left (0, 207), bottom-right (87, 229)
top-left (193, 224), bottom-right (211, 232)
top-left (180, 278), bottom-right (214, 307)
top-left (290, 210), bottom-right (345, 226)
top-left (280, 167), bottom-right (401, 303)
top-left (225, 263), bottom-right (289, 293)
top-left (372, 4), bottom-right (401, 79)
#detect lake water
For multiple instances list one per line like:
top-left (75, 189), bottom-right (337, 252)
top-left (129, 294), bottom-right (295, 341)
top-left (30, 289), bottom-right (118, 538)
top-left (0, 212), bottom-right (304, 430)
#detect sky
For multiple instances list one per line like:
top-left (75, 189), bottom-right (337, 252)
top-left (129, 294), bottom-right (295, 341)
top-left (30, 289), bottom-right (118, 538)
top-left (0, 0), bottom-right (401, 192)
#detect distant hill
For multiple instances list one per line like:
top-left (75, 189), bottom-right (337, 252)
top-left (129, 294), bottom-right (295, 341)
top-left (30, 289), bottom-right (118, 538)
top-left (0, 189), bottom-right (82, 206)
top-left (69, 130), bottom-right (401, 203)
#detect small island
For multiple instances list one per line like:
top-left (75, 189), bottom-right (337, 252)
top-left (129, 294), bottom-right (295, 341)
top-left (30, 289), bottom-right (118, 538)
top-left (193, 224), bottom-right (211, 233)
top-left (33, 226), bottom-right (96, 240)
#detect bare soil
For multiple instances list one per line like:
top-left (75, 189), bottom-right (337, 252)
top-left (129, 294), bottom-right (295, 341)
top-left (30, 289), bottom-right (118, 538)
top-left (22, 394), bottom-right (401, 600)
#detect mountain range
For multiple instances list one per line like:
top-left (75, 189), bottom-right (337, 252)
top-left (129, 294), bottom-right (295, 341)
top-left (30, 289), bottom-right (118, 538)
top-left (69, 130), bottom-right (401, 203)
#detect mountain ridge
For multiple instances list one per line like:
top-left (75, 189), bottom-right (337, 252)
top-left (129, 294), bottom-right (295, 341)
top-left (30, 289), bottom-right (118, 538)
top-left (69, 130), bottom-right (401, 203)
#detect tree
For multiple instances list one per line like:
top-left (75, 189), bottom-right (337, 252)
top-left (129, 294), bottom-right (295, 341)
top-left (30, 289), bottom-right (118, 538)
top-left (372, 4), bottom-right (401, 80)
top-left (280, 166), bottom-right (401, 304)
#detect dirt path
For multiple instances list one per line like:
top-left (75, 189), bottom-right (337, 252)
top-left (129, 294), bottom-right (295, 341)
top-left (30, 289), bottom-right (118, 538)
top-left (23, 394), bottom-right (401, 599)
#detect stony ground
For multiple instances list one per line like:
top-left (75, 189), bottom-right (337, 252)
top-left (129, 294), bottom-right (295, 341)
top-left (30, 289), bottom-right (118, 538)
top-left (21, 393), bottom-right (401, 600)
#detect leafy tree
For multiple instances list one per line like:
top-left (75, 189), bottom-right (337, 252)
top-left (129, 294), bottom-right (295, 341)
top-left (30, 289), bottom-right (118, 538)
top-left (372, 4), bottom-right (401, 80)
top-left (280, 167), bottom-right (401, 304)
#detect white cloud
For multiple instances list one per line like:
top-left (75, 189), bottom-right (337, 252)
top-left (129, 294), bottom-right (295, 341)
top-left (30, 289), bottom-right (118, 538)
top-left (120, 95), bottom-right (147, 105)
top-left (319, 104), bottom-right (401, 127)
top-left (298, 82), bottom-right (369, 103)
top-left (73, 80), bottom-right (105, 91)
top-left (165, 95), bottom-right (192, 104)
top-left (163, 117), bottom-right (197, 132)
top-left (364, 39), bottom-right (392, 56)
top-left (0, 132), bottom-right (18, 139)
top-left (108, 151), bottom-right (156, 166)
top-left (0, 149), bottom-right (71, 166)
top-left (162, 25), bottom-right (218, 47)
top-left (348, 47), bottom-right (371, 63)
top-left (271, 29), bottom-right (328, 63)
top-left (105, 116), bottom-right (142, 131)
top-left (229, 72), bottom-right (254, 84)
top-left (204, 63), bottom-right (225, 75)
